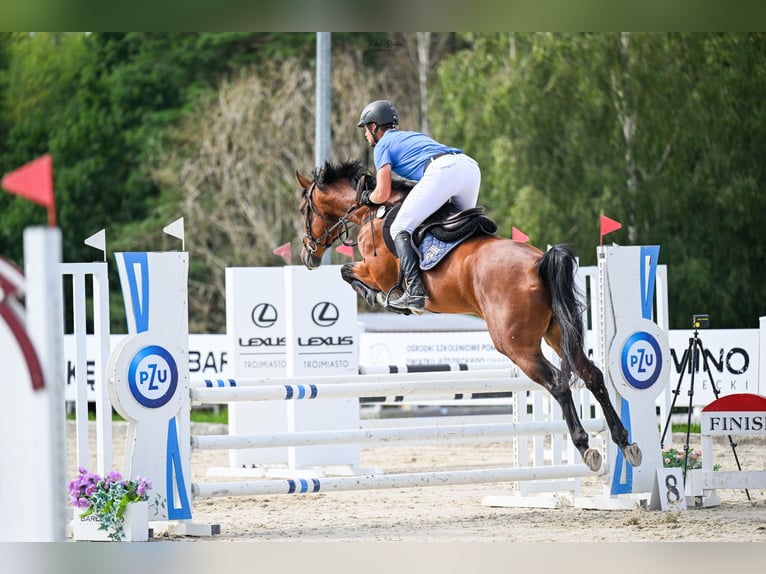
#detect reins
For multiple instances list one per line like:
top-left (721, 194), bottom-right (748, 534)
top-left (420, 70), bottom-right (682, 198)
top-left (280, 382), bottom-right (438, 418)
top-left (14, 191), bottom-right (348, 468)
top-left (301, 180), bottom-right (365, 255)
top-left (302, 168), bottom-right (407, 258)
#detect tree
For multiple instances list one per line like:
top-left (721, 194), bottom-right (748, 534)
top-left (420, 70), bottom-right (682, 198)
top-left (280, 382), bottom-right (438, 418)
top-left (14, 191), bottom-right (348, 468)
top-left (152, 50), bottom-right (417, 332)
top-left (0, 33), bottom-right (88, 262)
top-left (432, 33), bottom-right (766, 328)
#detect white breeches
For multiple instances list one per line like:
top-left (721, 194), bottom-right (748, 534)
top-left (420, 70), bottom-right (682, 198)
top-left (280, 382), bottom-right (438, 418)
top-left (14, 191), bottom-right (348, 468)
top-left (390, 154), bottom-right (481, 237)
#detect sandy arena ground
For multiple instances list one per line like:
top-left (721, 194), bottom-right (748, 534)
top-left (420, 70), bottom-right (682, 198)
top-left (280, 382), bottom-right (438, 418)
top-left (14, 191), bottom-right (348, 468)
top-left (65, 418), bottom-right (766, 544)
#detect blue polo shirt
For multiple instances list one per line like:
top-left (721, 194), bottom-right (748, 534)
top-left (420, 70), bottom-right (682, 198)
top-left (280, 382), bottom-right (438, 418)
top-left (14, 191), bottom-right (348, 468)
top-left (373, 130), bottom-right (462, 181)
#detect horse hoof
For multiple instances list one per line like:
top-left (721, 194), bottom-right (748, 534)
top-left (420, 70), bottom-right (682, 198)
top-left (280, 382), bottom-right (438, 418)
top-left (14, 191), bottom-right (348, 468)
top-left (583, 448), bottom-right (602, 472)
top-left (623, 443), bottom-right (643, 466)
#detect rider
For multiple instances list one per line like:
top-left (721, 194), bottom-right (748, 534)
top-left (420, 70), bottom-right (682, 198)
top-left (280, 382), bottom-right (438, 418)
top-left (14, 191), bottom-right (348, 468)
top-left (357, 99), bottom-right (481, 311)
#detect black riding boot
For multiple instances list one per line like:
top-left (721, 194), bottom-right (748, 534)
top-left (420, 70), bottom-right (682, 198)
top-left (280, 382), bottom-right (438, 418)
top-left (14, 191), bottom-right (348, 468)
top-left (389, 231), bottom-right (426, 311)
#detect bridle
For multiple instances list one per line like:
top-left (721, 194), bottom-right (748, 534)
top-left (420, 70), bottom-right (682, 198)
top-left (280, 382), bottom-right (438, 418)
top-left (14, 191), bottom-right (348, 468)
top-left (301, 180), bottom-right (361, 255)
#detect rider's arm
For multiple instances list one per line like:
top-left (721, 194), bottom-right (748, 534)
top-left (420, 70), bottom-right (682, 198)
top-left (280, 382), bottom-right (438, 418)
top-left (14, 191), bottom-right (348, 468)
top-left (370, 163), bottom-right (392, 204)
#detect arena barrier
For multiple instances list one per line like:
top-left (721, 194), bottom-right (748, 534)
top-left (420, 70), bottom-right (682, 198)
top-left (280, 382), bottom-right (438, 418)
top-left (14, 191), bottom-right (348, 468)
top-left (9, 229), bottom-right (765, 539)
top-left (0, 228), bottom-right (67, 541)
top-left (95, 244), bottom-right (674, 537)
top-left (685, 392), bottom-right (766, 506)
top-left (60, 258), bottom-right (112, 476)
top-left (195, 364), bottom-right (602, 506)
top-left (219, 265), bottom-right (599, 472)
top-left (189, 375), bottom-right (606, 502)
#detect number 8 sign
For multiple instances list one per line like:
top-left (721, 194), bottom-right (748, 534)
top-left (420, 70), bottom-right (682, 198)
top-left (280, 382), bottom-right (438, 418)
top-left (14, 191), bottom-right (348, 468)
top-left (650, 468), bottom-right (687, 511)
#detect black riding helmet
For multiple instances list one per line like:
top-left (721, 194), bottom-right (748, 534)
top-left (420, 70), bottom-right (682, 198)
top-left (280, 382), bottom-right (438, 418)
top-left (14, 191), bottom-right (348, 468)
top-left (357, 100), bottom-right (399, 128)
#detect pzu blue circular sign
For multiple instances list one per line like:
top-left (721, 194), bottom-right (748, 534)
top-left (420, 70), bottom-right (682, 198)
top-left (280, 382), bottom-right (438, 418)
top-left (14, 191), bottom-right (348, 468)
top-left (620, 331), bottom-right (663, 390)
top-left (128, 345), bottom-right (178, 408)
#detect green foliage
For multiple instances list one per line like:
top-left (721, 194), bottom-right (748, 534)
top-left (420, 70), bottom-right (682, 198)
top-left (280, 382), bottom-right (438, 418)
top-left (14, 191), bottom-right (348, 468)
top-left (0, 32), bottom-right (332, 331)
top-left (153, 49), bottom-right (416, 332)
top-left (0, 33), bottom-right (88, 262)
top-left (662, 445), bottom-right (720, 471)
top-left (69, 468), bottom-right (161, 541)
top-left (1, 33), bottom-right (765, 331)
top-left (432, 32), bottom-right (766, 328)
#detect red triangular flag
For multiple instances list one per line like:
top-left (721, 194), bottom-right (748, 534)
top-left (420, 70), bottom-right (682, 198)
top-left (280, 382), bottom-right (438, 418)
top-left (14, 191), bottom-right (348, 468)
top-left (2, 154), bottom-right (56, 227)
top-left (511, 227), bottom-right (529, 243)
top-left (273, 242), bottom-right (291, 263)
top-left (599, 215), bottom-right (622, 245)
top-left (336, 244), bottom-right (354, 258)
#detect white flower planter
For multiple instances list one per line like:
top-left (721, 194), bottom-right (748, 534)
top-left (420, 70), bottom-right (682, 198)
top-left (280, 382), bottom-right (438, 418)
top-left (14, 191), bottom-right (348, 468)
top-left (70, 500), bottom-right (149, 542)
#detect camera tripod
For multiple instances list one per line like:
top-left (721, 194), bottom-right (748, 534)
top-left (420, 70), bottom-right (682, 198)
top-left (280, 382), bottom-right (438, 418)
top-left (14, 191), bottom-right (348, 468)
top-left (659, 325), bottom-right (750, 500)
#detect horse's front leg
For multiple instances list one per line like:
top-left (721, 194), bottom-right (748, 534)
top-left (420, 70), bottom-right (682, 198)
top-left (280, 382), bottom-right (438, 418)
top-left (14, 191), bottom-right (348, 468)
top-left (341, 262), bottom-right (382, 307)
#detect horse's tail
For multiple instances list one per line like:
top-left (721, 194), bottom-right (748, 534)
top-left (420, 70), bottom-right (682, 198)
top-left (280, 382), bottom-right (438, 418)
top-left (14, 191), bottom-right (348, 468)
top-left (537, 244), bottom-right (586, 386)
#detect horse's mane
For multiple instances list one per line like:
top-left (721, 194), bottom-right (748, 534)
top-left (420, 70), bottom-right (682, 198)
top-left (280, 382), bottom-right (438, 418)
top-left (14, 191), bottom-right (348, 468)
top-left (316, 160), bottom-right (369, 187)
top-left (316, 160), bottom-right (414, 193)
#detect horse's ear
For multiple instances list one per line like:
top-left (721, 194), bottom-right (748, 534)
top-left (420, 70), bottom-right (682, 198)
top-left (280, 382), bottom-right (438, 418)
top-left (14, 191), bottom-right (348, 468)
top-left (296, 171), bottom-right (313, 190)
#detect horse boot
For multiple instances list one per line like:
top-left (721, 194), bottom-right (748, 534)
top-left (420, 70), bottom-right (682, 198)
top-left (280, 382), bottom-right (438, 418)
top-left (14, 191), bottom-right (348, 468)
top-left (389, 231), bottom-right (426, 311)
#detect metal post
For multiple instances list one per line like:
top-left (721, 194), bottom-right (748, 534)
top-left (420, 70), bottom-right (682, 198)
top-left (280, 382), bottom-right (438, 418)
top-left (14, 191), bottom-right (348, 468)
top-left (315, 32), bottom-right (332, 169)
top-left (315, 32), bottom-right (332, 264)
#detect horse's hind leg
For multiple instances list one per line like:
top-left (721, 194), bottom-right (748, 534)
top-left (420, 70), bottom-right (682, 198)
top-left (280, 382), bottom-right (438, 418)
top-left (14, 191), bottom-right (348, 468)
top-left (514, 351), bottom-right (603, 472)
top-left (576, 357), bottom-right (643, 467)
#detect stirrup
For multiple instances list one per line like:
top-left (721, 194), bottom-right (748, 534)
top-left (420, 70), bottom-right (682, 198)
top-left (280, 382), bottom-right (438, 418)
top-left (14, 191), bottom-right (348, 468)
top-left (388, 290), bottom-right (426, 310)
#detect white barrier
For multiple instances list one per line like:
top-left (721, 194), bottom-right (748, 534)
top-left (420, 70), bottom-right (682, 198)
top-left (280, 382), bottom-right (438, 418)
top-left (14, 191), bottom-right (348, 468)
top-left (191, 367), bottom-right (526, 399)
top-left (107, 251), bottom-right (192, 523)
top-left (7, 222), bottom-right (764, 539)
top-left (0, 228), bottom-right (66, 541)
top-left (224, 265), bottom-right (360, 469)
top-left (56, 242), bottom-right (672, 537)
top-left (193, 366), bottom-right (600, 505)
top-left (686, 393), bottom-right (766, 505)
top-left (60, 260), bottom-right (112, 475)
top-left (192, 464), bottom-right (602, 499)
top-left (191, 419), bottom-right (605, 451)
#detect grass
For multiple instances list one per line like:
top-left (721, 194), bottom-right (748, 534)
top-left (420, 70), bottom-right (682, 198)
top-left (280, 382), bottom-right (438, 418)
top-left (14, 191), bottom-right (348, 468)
top-left (189, 407), bottom-right (228, 424)
top-left (67, 406), bottom-right (229, 425)
top-left (672, 422), bottom-right (701, 434)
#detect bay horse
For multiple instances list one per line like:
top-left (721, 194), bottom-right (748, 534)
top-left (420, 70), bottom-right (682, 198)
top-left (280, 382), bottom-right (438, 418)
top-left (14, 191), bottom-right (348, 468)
top-left (295, 160), bottom-right (642, 473)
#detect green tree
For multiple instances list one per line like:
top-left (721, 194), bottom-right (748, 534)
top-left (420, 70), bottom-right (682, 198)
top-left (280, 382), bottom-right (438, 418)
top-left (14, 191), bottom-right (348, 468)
top-left (0, 32), bottom-right (357, 330)
top-left (152, 49), bottom-right (418, 332)
top-left (0, 33), bottom-right (88, 263)
top-left (432, 33), bottom-right (766, 328)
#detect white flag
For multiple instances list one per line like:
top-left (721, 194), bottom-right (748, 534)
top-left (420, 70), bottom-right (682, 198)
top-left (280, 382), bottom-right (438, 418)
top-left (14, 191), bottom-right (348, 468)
top-left (163, 217), bottom-right (184, 241)
top-left (84, 229), bottom-right (106, 260)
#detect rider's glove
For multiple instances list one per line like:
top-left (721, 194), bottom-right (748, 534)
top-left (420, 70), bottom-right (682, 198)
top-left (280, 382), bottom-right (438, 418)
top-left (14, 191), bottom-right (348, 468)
top-left (356, 175), bottom-right (378, 207)
top-left (359, 188), bottom-right (377, 207)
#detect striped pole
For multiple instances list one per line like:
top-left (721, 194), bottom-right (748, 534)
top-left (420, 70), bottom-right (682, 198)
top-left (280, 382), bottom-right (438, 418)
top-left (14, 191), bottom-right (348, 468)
top-left (191, 419), bottom-right (606, 450)
top-left (358, 362), bottom-right (517, 375)
top-left (192, 464), bottom-right (604, 499)
top-left (190, 375), bottom-right (537, 405)
top-left (192, 366), bottom-right (518, 388)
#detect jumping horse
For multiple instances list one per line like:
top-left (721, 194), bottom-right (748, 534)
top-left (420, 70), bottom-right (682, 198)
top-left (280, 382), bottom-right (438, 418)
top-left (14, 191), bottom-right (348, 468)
top-left (295, 160), bottom-right (642, 472)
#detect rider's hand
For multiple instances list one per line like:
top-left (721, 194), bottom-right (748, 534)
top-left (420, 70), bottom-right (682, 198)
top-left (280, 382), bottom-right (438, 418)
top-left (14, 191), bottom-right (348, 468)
top-left (359, 188), bottom-right (377, 207)
top-left (356, 174), bottom-right (378, 206)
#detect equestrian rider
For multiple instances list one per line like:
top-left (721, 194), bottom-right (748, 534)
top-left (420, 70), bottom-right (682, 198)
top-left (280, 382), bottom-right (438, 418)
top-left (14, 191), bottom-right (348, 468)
top-left (357, 99), bottom-right (481, 311)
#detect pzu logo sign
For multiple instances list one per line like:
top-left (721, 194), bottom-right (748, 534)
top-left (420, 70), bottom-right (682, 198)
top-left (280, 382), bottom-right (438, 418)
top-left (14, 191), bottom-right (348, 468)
top-left (620, 331), bottom-right (663, 390)
top-left (127, 345), bottom-right (178, 408)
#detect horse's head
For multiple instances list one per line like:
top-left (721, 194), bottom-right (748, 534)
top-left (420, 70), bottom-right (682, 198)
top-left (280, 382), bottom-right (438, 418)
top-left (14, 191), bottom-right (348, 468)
top-left (296, 160), bottom-right (368, 269)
